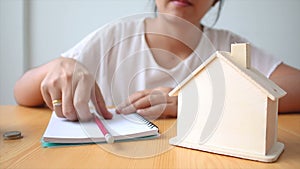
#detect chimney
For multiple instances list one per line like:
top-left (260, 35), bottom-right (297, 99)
top-left (230, 43), bottom-right (251, 69)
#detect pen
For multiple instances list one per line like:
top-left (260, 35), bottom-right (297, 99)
top-left (93, 114), bottom-right (114, 144)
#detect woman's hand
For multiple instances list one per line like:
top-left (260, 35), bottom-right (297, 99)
top-left (116, 87), bottom-right (177, 120)
top-left (40, 57), bottom-right (112, 121)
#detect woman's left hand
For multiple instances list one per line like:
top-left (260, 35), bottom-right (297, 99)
top-left (116, 87), bottom-right (177, 120)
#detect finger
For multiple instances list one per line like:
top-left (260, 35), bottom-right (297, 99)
top-left (49, 90), bottom-right (64, 119)
top-left (91, 82), bottom-right (112, 119)
top-left (137, 103), bottom-right (177, 120)
top-left (153, 87), bottom-right (173, 94)
top-left (117, 91), bottom-right (168, 115)
top-left (40, 78), bottom-right (65, 118)
top-left (40, 81), bottom-right (53, 110)
top-left (148, 91), bottom-right (169, 105)
top-left (131, 91), bottom-right (169, 110)
top-left (73, 74), bottom-right (94, 122)
top-left (116, 89), bottom-right (151, 111)
top-left (136, 104), bottom-right (167, 120)
top-left (117, 104), bottom-right (137, 115)
top-left (61, 85), bottom-right (77, 121)
top-left (118, 95), bottom-right (151, 114)
top-left (42, 82), bottom-right (64, 118)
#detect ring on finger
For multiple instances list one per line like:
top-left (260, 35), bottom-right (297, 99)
top-left (52, 99), bottom-right (62, 106)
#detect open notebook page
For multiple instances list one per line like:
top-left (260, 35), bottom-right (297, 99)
top-left (42, 109), bottom-right (159, 144)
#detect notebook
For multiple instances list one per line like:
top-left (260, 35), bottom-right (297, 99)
top-left (41, 109), bottom-right (159, 147)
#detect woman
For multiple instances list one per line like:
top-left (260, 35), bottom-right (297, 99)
top-left (14, 0), bottom-right (300, 121)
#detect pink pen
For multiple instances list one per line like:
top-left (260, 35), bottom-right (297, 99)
top-left (93, 114), bottom-right (114, 144)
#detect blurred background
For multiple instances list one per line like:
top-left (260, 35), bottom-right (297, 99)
top-left (1, 0), bottom-right (300, 105)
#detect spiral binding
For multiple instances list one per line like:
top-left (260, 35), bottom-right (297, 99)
top-left (135, 113), bottom-right (159, 131)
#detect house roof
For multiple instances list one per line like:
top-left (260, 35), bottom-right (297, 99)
top-left (169, 51), bottom-right (286, 101)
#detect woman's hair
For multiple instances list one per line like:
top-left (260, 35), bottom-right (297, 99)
top-left (213, 0), bottom-right (224, 26)
top-left (152, 0), bottom-right (224, 27)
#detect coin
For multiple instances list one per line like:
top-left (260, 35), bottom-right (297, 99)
top-left (3, 131), bottom-right (23, 140)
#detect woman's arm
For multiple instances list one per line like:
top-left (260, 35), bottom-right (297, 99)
top-left (14, 59), bottom-right (57, 107)
top-left (270, 63), bottom-right (300, 113)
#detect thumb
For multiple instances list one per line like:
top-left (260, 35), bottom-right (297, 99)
top-left (91, 82), bottom-right (113, 119)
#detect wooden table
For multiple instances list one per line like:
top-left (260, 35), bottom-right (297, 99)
top-left (0, 106), bottom-right (299, 169)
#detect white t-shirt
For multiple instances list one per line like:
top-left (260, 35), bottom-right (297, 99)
top-left (62, 18), bottom-right (281, 106)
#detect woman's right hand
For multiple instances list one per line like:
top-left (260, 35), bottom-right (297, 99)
top-left (40, 57), bottom-right (112, 121)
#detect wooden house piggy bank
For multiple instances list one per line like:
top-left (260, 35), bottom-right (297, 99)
top-left (169, 43), bottom-right (286, 162)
